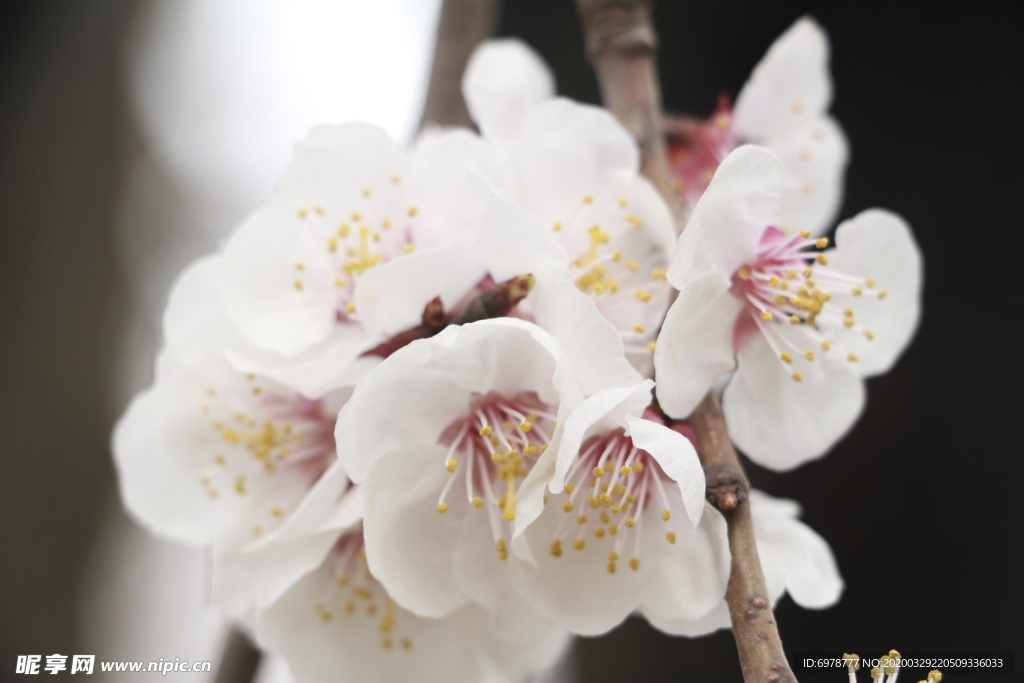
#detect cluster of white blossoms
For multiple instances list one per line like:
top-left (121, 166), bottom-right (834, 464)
top-left (113, 17), bottom-right (921, 683)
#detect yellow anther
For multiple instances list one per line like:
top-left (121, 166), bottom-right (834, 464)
top-left (583, 195), bottom-right (594, 204)
top-left (577, 514), bottom-right (587, 524)
top-left (594, 528), bottom-right (606, 538)
top-left (636, 289), bottom-right (651, 302)
top-left (864, 329), bottom-right (875, 340)
top-left (631, 462), bottom-right (643, 473)
top-left (362, 187), bottom-right (371, 198)
top-left (564, 483), bottom-right (574, 494)
top-left (573, 539), bottom-right (585, 550)
top-left (610, 504), bottom-right (621, 514)
top-left (660, 510), bottom-right (671, 521)
top-left (633, 324), bottom-right (645, 333)
top-left (927, 671), bottom-right (942, 682)
top-left (472, 497), bottom-right (484, 508)
top-left (270, 507), bottom-right (283, 518)
top-left (790, 315), bottom-right (801, 325)
top-left (761, 311), bottom-right (773, 321)
top-left (334, 278), bottom-right (346, 288)
top-left (843, 318), bottom-right (855, 328)
top-left (803, 267), bottom-right (813, 278)
top-left (618, 197), bottom-right (627, 207)
top-left (612, 249), bottom-right (621, 262)
top-left (792, 371), bottom-right (804, 382)
top-left (780, 352), bottom-right (793, 363)
top-left (843, 654), bottom-right (860, 670)
top-left (779, 281), bottom-right (789, 291)
top-left (346, 302), bottom-right (356, 314)
top-left (391, 174), bottom-right (401, 184)
top-left (847, 354), bottom-right (859, 362)
top-left (294, 280), bottom-right (304, 291)
top-left (608, 524), bottom-right (618, 535)
top-left (446, 459), bottom-right (457, 473)
top-left (478, 425), bottom-right (491, 437)
top-left (816, 237), bottom-right (829, 248)
top-left (651, 268), bottom-right (667, 280)
top-left (865, 277), bottom-right (875, 287)
top-left (769, 274), bottom-right (780, 286)
top-left (624, 517), bottom-right (635, 527)
top-left (799, 230), bottom-right (811, 238)
top-left (403, 243), bottom-right (415, 254)
top-left (338, 224), bottom-right (349, 237)
top-left (878, 289), bottom-right (888, 299)
top-left (816, 254), bottom-right (828, 265)
top-left (550, 540), bottom-right (563, 558)
top-left (523, 444), bottom-right (537, 456)
top-left (787, 271), bottom-right (797, 279)
top-left (665, 532), bottom-right (676, 544)
top-left (647, 341), bottom-right (657, 353)
top-left (519, 420), bottom-right (532, 432)
top-left (407, 206), bottom-right (418, 216)
top-left (297, 208), bottom-right (308, 219)
top-left (593, 466), bottom-right (605, 477)
top-left (737, 268), bottom-right (750, 280)
top-left (821, 341), bottom-right (831, 350)
top-left (625, 214), bottom-right (642, 229)
top-left (503, 421), bottom-right (514, 431)
top-left (852, 286), bottom-right (863, 296)
top-left (235, 476), bottom-right (247, 494)
top-left (552, 221), bottom-right (562, 232)
top-left (436, 503), bottom-right (448, 513)
top-left (588, 495), bottom-right (600, 508)
top-left (774, 294), bottom-right (785, 305)
top-left (328, 238), bottom-right (338, 252)
top-left (804, 349), bottom-right (815, 360)
top-left (351, 212), bottom-right (361, 222)
top-left (607, 562), bottom-right (617, 574)
top-left (626, 260), bottom-right (639, 272)
top-left (629, 558), bottom-right (640, 571)
top-left (540, 444), bottom-right (548, 453)
top-left (620, 465), bottom-right (631, 476)
top-left (496, 539), bottom-right (507, 560)
top-left (599, 511), bottom-right (610, 524)
top-left (607, 551), bottom-right (618, 561)
top-left (563, 502), bottom-right (574, 513)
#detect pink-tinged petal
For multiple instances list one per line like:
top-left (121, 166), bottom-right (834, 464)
top-left (733, 17), bottom-right (833, 139)
top-left (765, 115), bottom-right (848, 237)
top-left (354, 236), bottom-right (488, 338)
top-left (477, 197), bottom-right (570, 282)
top-left (638, 502), bottom-right (730, 629)
top-left (723, 332), bottom-right (865, 470)
top-left (670, 146), bottom-right (783, 290)
top-left (821, 209), bottom-right (923, 378)
top-left (363, 448), bottom-right (470, 618)
top-left (462, 38), bottom-right (555, 144)
top-left (335, 327), bottom-right (468, 484)
top-left (625, 415), bottom-right (704, 528)
top-left (748, 490), bottom-right (844, 609)
top-left (221, 205), bottom-right (338, 356)
top-left (654, 271), bottom-right (743, 419)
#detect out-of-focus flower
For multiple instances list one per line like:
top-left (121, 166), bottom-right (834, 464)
top-left (113, 255), bottom-right (364, 619)
top-left (220, 123), bottom-right (496, 398)
top-left (255, 494), bottom-right (571, 683)
top-left (667, 16), bottom-right (848, 237)
top-left (420, 40), bottom-right (678, 374)
top-left (649, 489), bottom-right (843, 636)
top-left (655, 146), bottom-right (922, 469)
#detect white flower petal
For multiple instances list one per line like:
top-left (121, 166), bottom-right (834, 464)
top-left (477, 196), bottom-right (570, 282)
top-left (363, 449), bottom-right (470, 618)
top-left (335, 326), bottom-right (467, 484)
top-left (624, 416), bottom-right (705, 528)
top-left (748, 490), bottom-right (844, 609)
top-left (354, 236), bottom-right (489, 338)
top-left (162, 254), bottom-right (230, 350)
top-left (415, 127), bottom-right (506, 192)
top-left (654, 271), bottom-right (743, 419)
top-left (723, 332), bottom-right (865, 470)
top-left (221, 204), bottom-right (339, 356)
top-left (822, 209), bottom-right (923, 377)
top-left (638, 502), bottom-right (730, 629)
top-left (644, 602), bottom-right (731, 637)
top-left (733, 17), bottom-right (832, 139)
top-left (766, 116), bottom-right (848, 237)
top-left (463, 38), bottom-right (555, 144)
top-left (670, 146), bottom-right (782, 290)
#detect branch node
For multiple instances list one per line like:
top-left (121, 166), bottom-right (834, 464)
top-left (704, 464), bottom-right (747, 511)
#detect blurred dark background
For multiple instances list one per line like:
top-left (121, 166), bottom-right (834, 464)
top-left (1, 1), bottom-right (1021, 682)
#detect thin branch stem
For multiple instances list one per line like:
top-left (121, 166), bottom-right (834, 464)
top-left (575, 2), bottom-right (797, 680)
top-left (212, 628), bottom-right (261, 683)
top-left (419, 0), bottom-right (502, 130)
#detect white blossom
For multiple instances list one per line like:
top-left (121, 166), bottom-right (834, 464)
top-left (669, 16), bottom-right (848, 237)
top-left (655, 145), bottom-right (922, 469)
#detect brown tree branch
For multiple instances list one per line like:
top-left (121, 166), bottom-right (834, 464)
top-left (212, 628), bottom-right (261, 683)
top-left (419, 0), bottom-right (503, 130)
top-left (575, 2), bottom-right (797, 681)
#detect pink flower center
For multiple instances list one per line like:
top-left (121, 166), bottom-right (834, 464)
top-left (731, 227), bottom-right (886, 381)
top-left (667, 95), bottom-right (738, 210)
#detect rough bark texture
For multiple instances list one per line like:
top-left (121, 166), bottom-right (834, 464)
top-left (212, 628), bottom-right (261, 683)
top-left (419, 0), bottom-right (502, 130)
top-left (575, 0), bottom-right (681, 223)
top-left (575, 2), bottom-right (798, 680)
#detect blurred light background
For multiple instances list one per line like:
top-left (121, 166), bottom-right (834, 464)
top-left (0, 2), bottom-right (1020, 683)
